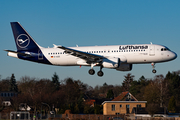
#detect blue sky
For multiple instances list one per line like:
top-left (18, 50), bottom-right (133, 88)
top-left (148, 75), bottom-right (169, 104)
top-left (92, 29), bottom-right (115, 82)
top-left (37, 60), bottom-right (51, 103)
top-left (0, 0), bottom-right (180, 87)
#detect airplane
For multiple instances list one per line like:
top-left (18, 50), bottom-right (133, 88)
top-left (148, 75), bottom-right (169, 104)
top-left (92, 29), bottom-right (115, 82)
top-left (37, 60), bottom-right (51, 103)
top-left (5, 22), bottom-right (177, 77)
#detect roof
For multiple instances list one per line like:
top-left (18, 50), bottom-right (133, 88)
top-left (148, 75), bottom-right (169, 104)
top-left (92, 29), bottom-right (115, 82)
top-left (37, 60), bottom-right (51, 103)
top-left (102, 101), bottom-right (147, 105)
top-left (85, 99), bottom-right (95, 106)
top-left (112, 91), bottom-right (138, 101)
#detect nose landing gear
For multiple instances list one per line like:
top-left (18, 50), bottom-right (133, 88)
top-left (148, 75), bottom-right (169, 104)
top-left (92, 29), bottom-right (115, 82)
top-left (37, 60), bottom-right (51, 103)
top-left (151, 62), bottom-right (157, 73)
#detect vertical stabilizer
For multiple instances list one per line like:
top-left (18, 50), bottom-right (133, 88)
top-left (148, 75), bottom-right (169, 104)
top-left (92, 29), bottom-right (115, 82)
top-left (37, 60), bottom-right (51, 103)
top-left (10, 22), bottom-right (40, 51)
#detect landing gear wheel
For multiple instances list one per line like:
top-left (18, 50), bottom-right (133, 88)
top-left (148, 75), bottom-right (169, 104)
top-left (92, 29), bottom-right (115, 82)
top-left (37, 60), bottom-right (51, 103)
top-left (151, 63), bottom-right (156, 74)
top-left (89, 69), bottom-right (95, 75)
top-left (152, 69), bottom-right (157, 73)
top-left (97, 71), bottom-right (104, 77)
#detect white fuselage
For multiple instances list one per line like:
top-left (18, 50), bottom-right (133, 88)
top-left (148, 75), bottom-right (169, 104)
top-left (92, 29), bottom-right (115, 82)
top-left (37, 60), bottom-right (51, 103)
top-left (41, 44), bottom-right (176, 66)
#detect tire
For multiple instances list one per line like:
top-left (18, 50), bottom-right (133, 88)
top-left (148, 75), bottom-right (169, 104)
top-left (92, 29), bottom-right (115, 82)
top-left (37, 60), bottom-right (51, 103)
top-left (89, 69), bottom-right (95, 75)
top-left (97, 71), bottom-right (104, 77)
top-left (152, 69), bottom-right (157, 73)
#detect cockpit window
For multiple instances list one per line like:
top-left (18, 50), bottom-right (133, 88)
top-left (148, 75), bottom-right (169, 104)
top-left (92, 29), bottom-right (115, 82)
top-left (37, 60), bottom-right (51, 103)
top-left (161, 47), bottom-right (170, 51)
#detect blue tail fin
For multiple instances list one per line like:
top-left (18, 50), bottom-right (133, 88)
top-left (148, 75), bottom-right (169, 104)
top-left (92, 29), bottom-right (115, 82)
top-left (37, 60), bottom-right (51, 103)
top-left (11, 22), bottom-right (40, 51)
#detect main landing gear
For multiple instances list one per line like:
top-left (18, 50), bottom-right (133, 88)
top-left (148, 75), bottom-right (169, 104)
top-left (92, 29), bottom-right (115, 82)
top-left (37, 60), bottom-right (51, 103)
top-left (151, 62), bottom-right (157, 73)
top-left (89, 69), bottom-right (95, 75)
top-left (88, 64), bottom-right (104, 77)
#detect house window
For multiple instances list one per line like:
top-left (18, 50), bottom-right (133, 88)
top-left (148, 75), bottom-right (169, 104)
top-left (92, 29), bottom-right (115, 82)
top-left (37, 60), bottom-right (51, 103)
top-left (112, 105), bottom-right (115, 111)
top-left (126, 105), bottom-right (130, 108)
top-left (120, 104), bottom-right (122, 108)
top-left (137, 104), bottom-right (141, 108)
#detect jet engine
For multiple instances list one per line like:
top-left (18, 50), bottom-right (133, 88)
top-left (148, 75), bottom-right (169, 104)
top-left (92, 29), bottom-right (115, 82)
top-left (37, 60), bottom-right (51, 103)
top-left (102, 57), bottom-right (120, 68)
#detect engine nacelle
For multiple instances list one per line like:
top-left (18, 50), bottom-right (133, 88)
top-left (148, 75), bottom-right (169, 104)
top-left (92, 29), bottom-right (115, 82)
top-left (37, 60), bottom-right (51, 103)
top-left (116, 63), bottom-right (133, 71)
top-left (102, 57), bottom-right (120, 68)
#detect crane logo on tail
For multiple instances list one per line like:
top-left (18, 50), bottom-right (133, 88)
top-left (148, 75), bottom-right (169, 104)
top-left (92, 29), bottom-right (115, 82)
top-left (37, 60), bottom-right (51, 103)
top-left (16, 34), bottom-right (30, 48)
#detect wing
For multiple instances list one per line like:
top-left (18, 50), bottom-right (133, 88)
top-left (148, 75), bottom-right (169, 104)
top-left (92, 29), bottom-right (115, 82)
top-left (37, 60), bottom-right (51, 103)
top-left (57, 46), bottom-right (105, 63)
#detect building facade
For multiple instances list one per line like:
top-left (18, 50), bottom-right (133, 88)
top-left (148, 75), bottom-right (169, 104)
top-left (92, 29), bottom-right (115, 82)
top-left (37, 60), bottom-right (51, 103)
top-left (102, 92), bottom-right (147, 115)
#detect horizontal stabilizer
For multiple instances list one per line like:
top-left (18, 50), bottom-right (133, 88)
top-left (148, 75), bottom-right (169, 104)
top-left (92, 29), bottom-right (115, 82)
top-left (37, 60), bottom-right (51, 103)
top-left (4, 50), bottom-right (32, 57)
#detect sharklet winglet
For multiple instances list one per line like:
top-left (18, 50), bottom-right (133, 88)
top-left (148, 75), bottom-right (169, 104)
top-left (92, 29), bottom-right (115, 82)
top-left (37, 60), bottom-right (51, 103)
top-left (53, 44), bottom-right (58, 48)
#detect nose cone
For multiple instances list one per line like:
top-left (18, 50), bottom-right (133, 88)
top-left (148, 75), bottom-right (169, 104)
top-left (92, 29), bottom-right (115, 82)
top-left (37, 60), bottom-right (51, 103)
top-left (171, 51), bottom-right (177, 60)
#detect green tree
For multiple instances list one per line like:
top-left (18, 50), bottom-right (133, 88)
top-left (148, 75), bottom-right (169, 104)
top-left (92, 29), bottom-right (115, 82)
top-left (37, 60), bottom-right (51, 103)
top-left (94, 105), bottom-right (103, 114)
top-left (165, 71), bottom-right (180, 110)
top-left (52, 72), bottom-right (60, 91)
top-left (103, 82), bottom-right (108, 87)
top-left (166, 72), bottom-right (180, 98)
top-left (106, 89), bottom-right (114, 99)
top-left (74, 103), bottom-right (80, 114)
top-left (122, 73), bottom-right (134, 91)
top-left (61, 78), bottom-right (87, 113)
top-left (9, 74), bottom-right (18, 92)
top-left (83, 105), bottom-right (89, 114)
top-left (168, 96), bottom-right (176, 113)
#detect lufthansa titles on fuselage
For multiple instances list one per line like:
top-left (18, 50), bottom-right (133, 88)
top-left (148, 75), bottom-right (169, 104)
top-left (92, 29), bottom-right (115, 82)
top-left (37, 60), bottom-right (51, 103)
top-left (119, 45), bottom-right (148, 50)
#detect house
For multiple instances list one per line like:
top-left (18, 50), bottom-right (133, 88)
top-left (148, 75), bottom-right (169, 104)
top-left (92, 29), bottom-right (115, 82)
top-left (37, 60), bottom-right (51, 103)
top-left (102, 91), bottom-right (147, 115)
top-left (19, 103), bottom-right (31, 111)
top-left (83, 94), bottom-right (96, 107)
top-left (0, 91), bottom-right (18, 106)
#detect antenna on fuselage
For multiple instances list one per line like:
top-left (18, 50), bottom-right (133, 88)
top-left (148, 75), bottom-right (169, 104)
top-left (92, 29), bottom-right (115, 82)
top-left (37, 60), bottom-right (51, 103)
top-left (150, 42), bottom-right (153, 44)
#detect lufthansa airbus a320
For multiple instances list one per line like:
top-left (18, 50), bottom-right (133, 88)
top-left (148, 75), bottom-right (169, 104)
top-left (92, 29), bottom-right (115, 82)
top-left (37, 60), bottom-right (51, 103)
top-left (5, 22), bottom-right (177, 77)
